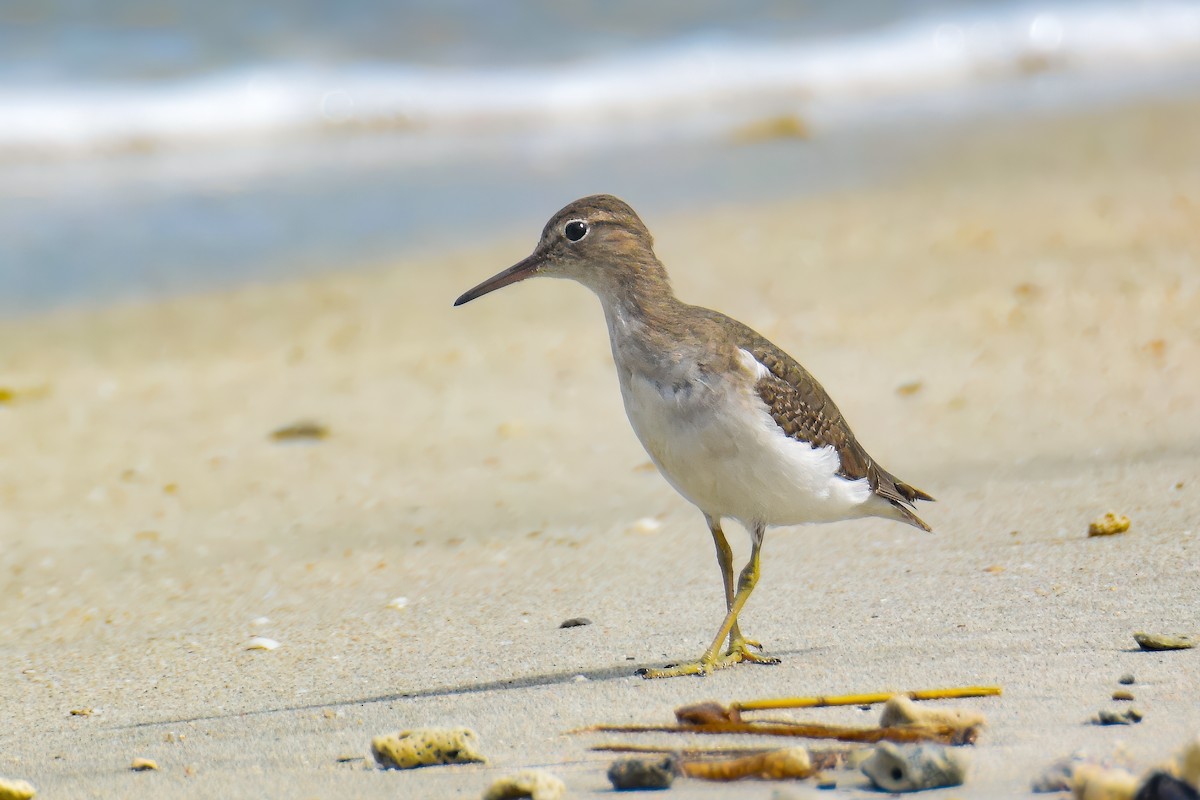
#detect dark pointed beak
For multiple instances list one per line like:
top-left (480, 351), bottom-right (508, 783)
top-left (453, 252), bottom-right (543, 307)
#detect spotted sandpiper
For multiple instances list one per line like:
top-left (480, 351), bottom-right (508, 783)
top-left (454, 194), bottom-right (933, 679)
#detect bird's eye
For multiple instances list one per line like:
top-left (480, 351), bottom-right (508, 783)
top-left (564, 220), bottom-right (589, 242)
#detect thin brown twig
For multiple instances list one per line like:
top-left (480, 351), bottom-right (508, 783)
top-left (573, 720), bottom-right (961, 744)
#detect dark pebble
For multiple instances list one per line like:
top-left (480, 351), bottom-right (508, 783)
top-left (608, 756), bottom-right (677, 791)
top-left (558, 617), bottom-right (592, 628)
top-left (1119, 673), bottom-right (1136, 685)
top-left (1093, 707), bottom-right (1143, 725)
top-left (1134, 772), bottom-right (1200, 800)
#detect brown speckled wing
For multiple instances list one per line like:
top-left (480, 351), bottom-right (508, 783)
top-left (695, 308), bottom-right (933, 530)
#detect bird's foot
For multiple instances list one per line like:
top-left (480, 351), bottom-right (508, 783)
top-left (637, 641), bottom-right (779, 679)
top-left (724, 637), bottom-right (780, 665)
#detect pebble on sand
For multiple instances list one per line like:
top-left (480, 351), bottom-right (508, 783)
top-left (558, 617), bottom-right (592, 628)
top-left (269, 420), bottom-right (329, 441)
top-left (371, 727), bottom-right (486, 770)
top-left (607, 756), bottom-right (677, 790)
top-left (130, 758), bottom-right (158, 771)
top-left (1088, 513), bottom-right (1131, 537)
top-left (861, 743), bottom-right (969, 792)
top-left (1135, 772), bottom-right (1200, 800)
top-left (481, 769), bottom-right (566, 800)
top-left (0, 778), bottom-right (36, 800)
top-left (1134, 633), bottom-right (1195, 652)
top-left (1093, 708), bottom-right (1143, 726)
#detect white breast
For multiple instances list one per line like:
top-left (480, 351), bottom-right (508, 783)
top-left (614, 345), bottom-right (875, 527)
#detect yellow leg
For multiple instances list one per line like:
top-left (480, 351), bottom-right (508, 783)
top-left (706, 515), bottom-right (764, 654)
top-left (641, 521), bottom-right (780, 679)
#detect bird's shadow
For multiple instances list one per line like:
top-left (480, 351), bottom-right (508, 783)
top-left (113, 648), bottom-right (816, 731)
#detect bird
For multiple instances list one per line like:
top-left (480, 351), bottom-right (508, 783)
top-left (453, 194), bottom-right (933, 678)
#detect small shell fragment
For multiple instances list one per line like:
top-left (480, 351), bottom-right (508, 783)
top-left (1134, 633), bottom-right (1194, 651)
top-left (631, 517), bottom-right (662, 534)
top-left (0, 778), bottom-right (36, 800)
top-left (244, 637), bottom-right (280, 651)
top-left (861, 743), bottom-right (969, 792)
top-left (69, 708), bottom-right (95, 717)
top-left (371, 727), bottom-right (486, 770)
top-left (1112, 690), bottom-right (1134, 702)
top-left (130, 758), bottom-right (158, 771)
top-left (607, 756), bottom-right (677, 790)
top-left (1088, 513), bottom-right (1131, 537)
top-left (481, 769), bottom-right (565, 800)
top-left (387, 597), bottom-right (409, 611)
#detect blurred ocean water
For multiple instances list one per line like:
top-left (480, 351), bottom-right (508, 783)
top-left (2, 0), bottom-right (1199, 312)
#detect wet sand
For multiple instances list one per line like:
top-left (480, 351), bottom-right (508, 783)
top-left (1, 98), bottom-right (1198, 798)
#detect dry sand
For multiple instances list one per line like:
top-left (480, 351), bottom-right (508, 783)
top-left (2, 99), bottom-right (1199, 798)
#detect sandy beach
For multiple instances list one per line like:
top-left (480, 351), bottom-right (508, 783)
top-left (2, 98), bottom-right (1199, 798)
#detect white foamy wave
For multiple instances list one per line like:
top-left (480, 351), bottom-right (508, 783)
top-left (4, 1), bottom-right (1200, 160)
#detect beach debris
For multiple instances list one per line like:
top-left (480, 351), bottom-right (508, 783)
top-left (1092, 708), bottom-right (1143, 726)
top-left (896, 380), bottom-right (924, 397)
top-left (559, 617), bottom-right (592, 628)
top-left (582, 685), bottom-right (999, 745)
top-left (243, 636), bottom-right (280, 651)
top-left (387, 596), bottom-right (409, 611)
top-left (1119, 674), bottom-right (1136, 685)
top-left (1073, 763), bottom-right (1138, 800)
top-left (730, 114), bottom-right (811, 144)
top-left (0, 778), bottom-right (36, 800)
top-left (130, 758), bottom-right (158, 771)
top-left (860, 743), bottom-right (969, 792)
top-left (729, 685), bottom-right (1001, 714)
top-left (680, 746), bottom-right (814, 782)
top-left (481, 769), bottom-right (565, 800)
top-left (676, 701), bottom-right (741, 725)
top-left (878, 694), bottom-right (986, 745)
top-left (1134, 633), bottom-right (1194, 651)
top-left (371, 727), bottom-right (486, 770)
top-left (1089, 513), bottom-right (1131, 537)
top-left (1034, 754), bottom-right (1088, 793)
top-left (69, 707), bottom-right (95, 716)
top-left (1112, 690), bottom-right (1135, 702)
top-left (269, 420), bottom-right (329, 441)
top-left (1136, 773), bottom-right (1200, 800)
top-left (607, 756), bottom-right (677, 790)
top-left (1166, 735), bottom-right (1200, 788)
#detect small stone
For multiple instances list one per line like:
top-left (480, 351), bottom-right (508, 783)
top-left (243, 637), bottom-right (280, 651)
top-left (482, 769), bottom-right (566, 800)
top-left (68, 708), bottom-right (94, 717)
top-left (1134, 633), bottom-right (1194, 651)
top-left (269, 421), bottom-right (329, 441)
top-left (1093, 708), bottom-right (1143, 726)
top-left (1112, 690), bottom-right (1135, 702)
top-left (0, 777), bottom-right (36, 800)
top-left (1119, 674), bottom-right (1136, 685)
top-left (1032, 755), bottom-right (1085, 793)
top-left (1088, 513), bottom-right (1131, 537)
top-left (607, 757), bottom-right (677, 791)
top-left (130, 758), bottom-right (158, 771)
top-left (1134, 772), bottom-right (1200, 800)
top-left (558, 617), bottom-right (591, 628)
top-left (861, 743), bottom-right (969, 791)
top-left (387, 596), bottom-right (409, 611)
top-left (371, 727), bottom-right (486, 770)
